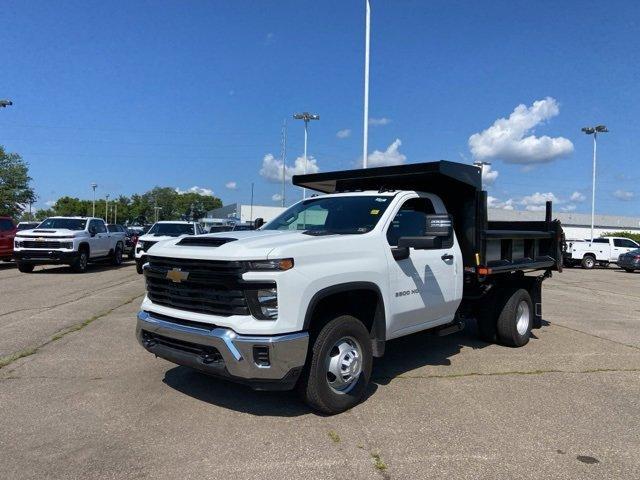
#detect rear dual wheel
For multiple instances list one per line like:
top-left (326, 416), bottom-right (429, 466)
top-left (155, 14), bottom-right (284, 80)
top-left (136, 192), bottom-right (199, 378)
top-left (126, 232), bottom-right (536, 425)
top-left (477, 288), bottom-right (533, 347)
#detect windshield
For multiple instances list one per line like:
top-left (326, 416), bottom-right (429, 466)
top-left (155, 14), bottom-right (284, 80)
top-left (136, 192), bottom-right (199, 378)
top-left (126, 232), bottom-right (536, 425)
top-left (17, 223), bottom-right (39, 231)
top-left (264, 195), bottom-right (392, 234)
top-left (146, 223), bottom-right (194, 236)
top-left (37, 218), bottom-right (87, 230)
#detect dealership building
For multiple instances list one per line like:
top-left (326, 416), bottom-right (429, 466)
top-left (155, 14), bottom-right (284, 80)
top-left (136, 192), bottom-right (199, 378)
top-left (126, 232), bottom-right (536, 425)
top-left (203, 203), bottom-right (640, 240)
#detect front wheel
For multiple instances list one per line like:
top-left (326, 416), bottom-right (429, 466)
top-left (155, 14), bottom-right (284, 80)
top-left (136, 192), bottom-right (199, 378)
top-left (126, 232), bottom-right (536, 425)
top-left (135, 260), bottom-right (144, 274)
top-left (71, 250), bottom-right (89, 273)
top-left (17, 262), bottom-right (35, 273)
top-left (624, 268), bottom-right (635, 273)
top-left (298, 315), bottom-right (372, 415)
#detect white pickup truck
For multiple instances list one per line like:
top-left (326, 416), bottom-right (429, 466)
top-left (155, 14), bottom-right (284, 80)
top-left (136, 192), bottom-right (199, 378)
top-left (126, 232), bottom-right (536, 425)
top-left (564, 236), bottom-right (639, 269)
top-left (136, 162), bottom-right (564, 413)
top-left (13, 216), bottom-right (124, 273)
top-left (134, 221), bottom-right (204, 274)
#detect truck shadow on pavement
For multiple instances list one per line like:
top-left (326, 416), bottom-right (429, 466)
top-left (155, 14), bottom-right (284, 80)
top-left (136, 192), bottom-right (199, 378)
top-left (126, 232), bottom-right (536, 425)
top-left (161, 321), bottom-right (515, 416)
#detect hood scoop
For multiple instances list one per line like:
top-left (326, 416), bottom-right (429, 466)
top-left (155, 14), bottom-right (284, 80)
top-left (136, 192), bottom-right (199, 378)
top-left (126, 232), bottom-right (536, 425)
top-left (177, 237), bottom-right (237, 247)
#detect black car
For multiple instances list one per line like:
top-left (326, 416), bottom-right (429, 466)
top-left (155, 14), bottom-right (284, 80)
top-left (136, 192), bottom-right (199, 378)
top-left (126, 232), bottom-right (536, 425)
top-left (107, 224), bottom-right (136, 259)
top-left (618, 248), bottom-right (640, 272)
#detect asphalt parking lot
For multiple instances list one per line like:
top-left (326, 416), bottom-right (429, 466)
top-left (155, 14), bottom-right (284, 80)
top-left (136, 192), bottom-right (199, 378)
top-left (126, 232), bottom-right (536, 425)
top-left (0, 262), bottom-right (639, 479)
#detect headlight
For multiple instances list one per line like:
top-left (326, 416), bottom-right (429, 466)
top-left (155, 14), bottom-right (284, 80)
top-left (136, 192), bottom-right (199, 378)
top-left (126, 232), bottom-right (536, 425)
top-left (62, 242), bottom-right (73, 249)
top-left (246, 258), bottom-right (294, 271)
top-left (15, 240), bottom-right (22, 248)
top-left (246, 287), bottom-right (278, 320)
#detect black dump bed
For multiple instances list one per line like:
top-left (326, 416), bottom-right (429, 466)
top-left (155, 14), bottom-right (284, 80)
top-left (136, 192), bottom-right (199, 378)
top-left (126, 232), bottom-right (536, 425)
top-left (293, 160), bottom-right (563, 274)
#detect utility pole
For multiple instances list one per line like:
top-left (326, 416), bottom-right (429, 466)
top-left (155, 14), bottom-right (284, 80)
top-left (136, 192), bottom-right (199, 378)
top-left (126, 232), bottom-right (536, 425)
top-left (293, 112), bottom-right (320, 199)
top-left (105, 194), bottom-right (109, 223)
top-left (91, 183), bottom-right (97, 217)
top-left (280, 119), bottom-right (287, 207)
top-left (362, 0), bottom-right (371, 168)
top-left (154, 206), bottom-right (162, 223)
top-left (581, 125), bottom-right (608, 242)
top-left (114, 202), bottom-right (118, 224)
top-left (250, 182), bottom-right (254, 224)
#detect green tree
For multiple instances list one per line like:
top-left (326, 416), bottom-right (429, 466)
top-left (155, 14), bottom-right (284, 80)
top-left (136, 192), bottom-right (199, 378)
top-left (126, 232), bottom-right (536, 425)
top-left (0, 146), bottom-right (37, 218)
top-left (52, 196), bottom-right (92, 216)
top-left (602, 231), bottom-right (640, 244)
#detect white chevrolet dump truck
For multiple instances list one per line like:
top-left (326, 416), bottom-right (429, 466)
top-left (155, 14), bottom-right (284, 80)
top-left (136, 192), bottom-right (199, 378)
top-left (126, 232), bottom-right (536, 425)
top-left (136, 162), bottom-right (564, 413)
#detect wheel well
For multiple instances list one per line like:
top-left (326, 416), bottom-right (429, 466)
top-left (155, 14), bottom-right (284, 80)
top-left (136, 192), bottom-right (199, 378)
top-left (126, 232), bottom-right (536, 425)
top-left (304, 284), bottom-right (386, 356)
top-left (78, 243), bottom-right (90, 255)
top-left (583, 253), bottom-right (596, 258)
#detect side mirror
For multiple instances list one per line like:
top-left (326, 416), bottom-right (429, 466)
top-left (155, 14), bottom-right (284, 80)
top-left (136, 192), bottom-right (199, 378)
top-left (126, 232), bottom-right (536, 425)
top-left (253, 218), bottom-right (265, 229)
top-left (398, 236), bottom-right (442, 250)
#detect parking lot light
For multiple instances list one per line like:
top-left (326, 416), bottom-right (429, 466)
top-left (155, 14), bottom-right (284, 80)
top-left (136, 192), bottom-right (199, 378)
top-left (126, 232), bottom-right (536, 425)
top-left (582, 124), bottom-right (609, 242)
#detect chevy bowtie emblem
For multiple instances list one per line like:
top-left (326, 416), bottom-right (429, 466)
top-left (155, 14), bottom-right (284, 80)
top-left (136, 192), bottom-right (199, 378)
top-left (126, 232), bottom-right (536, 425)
top-left (166, 268), bottom-right (189, 283)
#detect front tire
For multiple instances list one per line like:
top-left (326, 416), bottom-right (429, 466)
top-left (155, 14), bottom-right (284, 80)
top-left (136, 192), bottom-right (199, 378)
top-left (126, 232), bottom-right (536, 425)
top-left (17, 262), bottom-right (34, 273)
top-left (298, 315), bottom-right (372, 415)
top-left (624, 268), bottom-right (635, 273)
top-left (496, 289), bottom-right (533, 347)
top-left (71, 250), bottom-right (89, 273)
top-left (136, 260), bottom-right (144, 274)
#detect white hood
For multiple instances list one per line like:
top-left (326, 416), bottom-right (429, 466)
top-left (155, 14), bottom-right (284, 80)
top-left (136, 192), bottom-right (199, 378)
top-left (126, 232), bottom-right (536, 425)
top-left (16, 228), bottom-right (86, 238)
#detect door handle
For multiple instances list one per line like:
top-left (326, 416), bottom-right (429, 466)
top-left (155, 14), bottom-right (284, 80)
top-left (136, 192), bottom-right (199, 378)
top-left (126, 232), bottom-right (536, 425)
top-left (441, 254), bottom-right (454, 261)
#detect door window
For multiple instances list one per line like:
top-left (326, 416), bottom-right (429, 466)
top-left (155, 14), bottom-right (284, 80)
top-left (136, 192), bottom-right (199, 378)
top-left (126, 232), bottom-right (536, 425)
top-left (614, 238), bottom-right (638, 248)
top-left (0, 219), bottom-right (14, 232)
top-left (90, 220), bottom-right (107, 234)
top-left (386, 198), bottom-right (435, 247)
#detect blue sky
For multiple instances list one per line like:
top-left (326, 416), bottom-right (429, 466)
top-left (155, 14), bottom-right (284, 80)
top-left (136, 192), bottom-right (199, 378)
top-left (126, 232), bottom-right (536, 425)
top-left (1, 0), bottom-right (639, 216)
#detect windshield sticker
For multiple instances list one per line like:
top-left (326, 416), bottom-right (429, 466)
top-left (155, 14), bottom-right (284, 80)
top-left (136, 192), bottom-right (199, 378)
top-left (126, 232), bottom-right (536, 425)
top-left (370, 209), bottom-right (380, 215)
top-left (375, 198), bottom-right (388, 202)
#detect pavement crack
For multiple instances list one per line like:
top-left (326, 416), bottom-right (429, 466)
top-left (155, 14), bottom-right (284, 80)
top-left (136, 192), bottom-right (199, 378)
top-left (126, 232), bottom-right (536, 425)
top-left (0, 294), bottom-right (143, 370)
top-left (0, 276), bottom-right (140, 319)
top-left (373, 367), bottom-right (640, 381)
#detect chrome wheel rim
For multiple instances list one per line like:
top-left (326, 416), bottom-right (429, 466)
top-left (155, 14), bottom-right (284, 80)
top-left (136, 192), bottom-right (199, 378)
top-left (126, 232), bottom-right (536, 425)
top-left (116, 248), bottom-right (122, 264)
top-left (80, 253), bottom-right (87, 269)
top-left (585, 257), bottom-right (594, 267)
top-left (325, 336), bottom-right (362, 394)
top-left (516, 300), bottom-right (530, 336)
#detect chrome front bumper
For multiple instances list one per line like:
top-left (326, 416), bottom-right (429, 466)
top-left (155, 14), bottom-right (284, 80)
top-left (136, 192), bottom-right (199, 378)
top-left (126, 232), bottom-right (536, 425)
top-left (136, 311), bottom-right (309, 390)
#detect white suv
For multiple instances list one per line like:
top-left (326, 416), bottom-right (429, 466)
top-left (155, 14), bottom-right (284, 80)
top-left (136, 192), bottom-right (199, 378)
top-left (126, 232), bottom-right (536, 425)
top-left (14, 216), bottom-right (124, 273)
top-left (135, 221), bottom-right (203, 274)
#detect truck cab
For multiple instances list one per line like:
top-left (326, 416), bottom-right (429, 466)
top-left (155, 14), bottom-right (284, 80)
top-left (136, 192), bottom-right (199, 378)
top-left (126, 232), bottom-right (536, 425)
top-left (136, 161), bottom-right (563, 414)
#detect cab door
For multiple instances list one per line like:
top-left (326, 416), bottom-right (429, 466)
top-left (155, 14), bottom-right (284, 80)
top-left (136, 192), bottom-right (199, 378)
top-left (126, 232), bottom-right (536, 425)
top-left (384, 195), bottom-right (461, 339)
top-left (612, 238), bottom-right (639, 261)
top-left (0, 218), bottom-right (16, 257)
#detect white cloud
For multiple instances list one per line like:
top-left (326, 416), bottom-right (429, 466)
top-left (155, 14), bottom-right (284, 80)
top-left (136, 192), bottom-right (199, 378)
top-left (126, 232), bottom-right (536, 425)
top-left (481, 164), bottom-right (499, 185)
top-left (225, 181), bottom-right (237, 190)
top-left (570, 191), bottom-right (586, 202)
top-left (336, 129), bottom-right (351, 139)
top-left (469, 97), bottom-right (574, 164)
top-left (561, 204), bottom-right (577, 212)
top-left (367, 139), bottom-right (406, 167)
top-left (368, 117), bottom-right (391, 126)
top-left (613, 189), bottom-right (634, 201)
top-left (520, 192), bottom-right (559, 211)
top-left (259, 153), bottom-right (320, 183)
top-left (45, 200), bottom-right (56, 207)
top-left (175, 186), bottom-right (214, 196)
top-left (272, 193), bottom-right (283, 202)
top-left (487, 196), bottom-right (515, 210)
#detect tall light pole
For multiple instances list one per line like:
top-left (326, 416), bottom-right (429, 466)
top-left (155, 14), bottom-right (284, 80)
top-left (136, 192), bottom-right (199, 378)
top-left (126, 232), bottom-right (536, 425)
top-left (581, 125), bottom-right (608, 242)
top-left (91, 183), bottom-right (97, 217)
top-left (154, 206), bottom-right (162, 223)
top-left (0, 99), bottom-right (13, 108)
top-left (473, 161), bottom-right (491, 188)
top-left (362, 0), bottom-right (371, 168)
top-left (105, 194), bottom-right (109, 223)
top-left (293, 112), bottom-right (320, 199)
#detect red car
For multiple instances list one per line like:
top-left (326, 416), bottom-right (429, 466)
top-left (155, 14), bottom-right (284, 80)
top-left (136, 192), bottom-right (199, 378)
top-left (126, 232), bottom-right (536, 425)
top-left (0, 217), bottom-right (17, 262)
